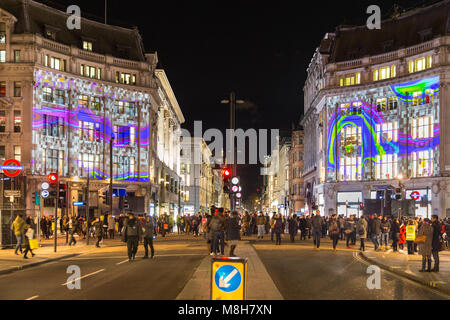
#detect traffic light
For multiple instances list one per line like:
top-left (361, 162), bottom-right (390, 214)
top-left (59, 183), bottom-right (67, 208)
top-left (222, 168), bottom-right (231, 193)
top-left (360, 202), bottom-right (364, 209)
top-left (394, 188), bottom-right (402, 200)
top-left (48, 173), bottom-right (58, 186)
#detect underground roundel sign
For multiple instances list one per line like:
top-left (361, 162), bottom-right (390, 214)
top-left (214, 264), bottom-right (242, 293)
top-left (1, 159), bottom-right (24, 178)
top-left (410, 191), bottom-right (420, 201)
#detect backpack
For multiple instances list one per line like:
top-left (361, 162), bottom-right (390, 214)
top-left (127, 222), bottom-right (139, 236)
top-left (210, 217), bottom-right (222, 231)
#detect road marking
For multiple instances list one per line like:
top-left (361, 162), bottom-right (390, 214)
top-left (25, 295), bottom-right (39, 300)
top-left (116, 259), bottom-right (130, 265)
top-left (61, 268), bottom-right (105, 286)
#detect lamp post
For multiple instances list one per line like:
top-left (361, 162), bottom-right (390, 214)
top-left (397, 173), bottom-right (405, 219)
top-left (221, 93), bottom-right (244, 212)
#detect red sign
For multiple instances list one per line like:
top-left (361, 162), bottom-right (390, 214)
top-left (1, 159), bottom-right (23, 178)
top-left (411, 191), bottom-right (420, 201)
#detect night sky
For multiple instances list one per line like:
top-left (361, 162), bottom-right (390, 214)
top-left (39, 0), bottom-right (435, 203)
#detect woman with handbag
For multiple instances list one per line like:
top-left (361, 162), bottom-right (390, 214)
top-left (416, 218), bottom-right (433, 272)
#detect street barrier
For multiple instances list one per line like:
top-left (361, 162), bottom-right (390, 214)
top-left (211, 256), bottom-right (247, 300)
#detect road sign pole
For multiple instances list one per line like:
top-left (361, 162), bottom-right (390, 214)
top-left (54, 174), bottom-right (59, 253)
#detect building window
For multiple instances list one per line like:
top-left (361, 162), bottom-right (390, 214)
top-left (115, 101), bottom-right (124, 114)
top-left (0, 51), bottom-right (5, 63)
top-left (78, 121), bottom-right (98, 142)
top-left (81, 64), bottom-right (100, 79)
top-left (0, 110), bottom-right (6, 132)
top-left (0, 23), bottom-right (5, 43)
top-left (54, 89), bottom-right (65, 105)
top-left (339, 156), bottom-right (361, 181)
top-left (47, 56), bottom-right (66, 71)
top-left (82, 41), bottom-right (93, 51)
top-left (409, 56), bottom-right (432, 73)
top-left (376, 122), bottom-right (398, 143)
top-left (411, 116), bottom-right (433, 139)
top-left (78, 95), bottom-right (89, 107)
top-left (14, 50), bottom-right (20, 63)
top-left (79, 153), bottom-right (100, 177)
top-left (376, 98), bottom-right (387, 112)
top-left (90, 96), bottom-right (101, 111)
top-left (14, 146), bottom-right (21, 161)
top-left (373, 65), bottom-right (396, 81)
top-left (0, 81), bottom-right (6, 97)
top-left (388, 97), bottom-right (398, 110)
top-left (43, 87), bottom-right (53, 102)
top-left (13, 82), bottom-right (21, 97)
top-left (0, 145), bottom-right (5, 163)
top-left (411, 150), bottom-right (433, 177)
top-left (14, 111), bottom-right (21, 132)
top-left (125, 101), bottom-right (136, 116)
top-left (121, 73), bottom-right (131, 85)
top-left (45, 149), bottom-right (62, 175)
top-left (43, 115), bottom-right (65, 137)
top-left (339, 72), bottom-right (361, 87)
top-left (130, 127), bottom-right (135, 146)
top-left (185, 190), bottom-right (190, 201)
top-left (375, 153), bottom-right (398, 180)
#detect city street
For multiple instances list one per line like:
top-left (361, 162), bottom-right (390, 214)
top-left (0, 238), bottom-right (207, 300)
top-left (0, 234), bottom-right (448, 300)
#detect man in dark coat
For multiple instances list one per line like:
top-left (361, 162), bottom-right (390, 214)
top-left (288, 214), bottom-right (298, 243)
top-left (92, 218), bottom-right (103, 248)
top-left (226, 211), bottom-right (241, 257)
top-left (431, 215), bottom-right (442, 272)
top-left (142, 215), bottom-right (155, 259)
top-left (121, 212), bottom-right (142, 261)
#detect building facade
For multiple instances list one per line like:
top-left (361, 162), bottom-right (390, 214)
top-left (289, 125), bottom-right (305, 214)
top-left (302, 0), bottom-right (450, 219)
top-left (0, 0), bottom-right (185, 246)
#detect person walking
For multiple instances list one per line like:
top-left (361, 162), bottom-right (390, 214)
top-left (108, 215), bottom-right (115, 239)
top-left (208, 209), bottom-right (226, 256)
top-left (329, 215), bottom-right (340, 251)
top-left (417, 218), bottom-right (433, 272)
top-left (92, 218), bottom-right (103, 248)
top-left (270, 213), bottom-right (276, 242)
top-left (256, 212), bottom-right (265, 239)
top-left (357, 215), bottom-right (368, 251)
top-left (344, 215), bottom-right (356, 249)
top-left (11, 214), bottom-right (26, 255)
top-left (405, 219), bottom-right (416, 255)
top-left (274, 214), bottom-right (283, 245)
top-left (431, 215), bottom-right (442, 272)
top-left (226, 211), bottom-right (241, 257)
top-left (69, 216), bottom-right (79, 246)
top-left (142, 215), bottom-right (155, 259)
top-left (399, 220), bottom-right (406, 251)
top-left (23, 224), bottom-right (35, 259)
top-left (380, 216), bottom-right (391, 250)
top-left (370, 214), bottom-right (381, 251)
top-left (122, 213), bottom-right (142, 261)
top-left (288, 214), bottom-right (298, 243)
top-left (311, 210), bottom-right (323, 250)
top-left (391, 218), bottom-right (401, 252)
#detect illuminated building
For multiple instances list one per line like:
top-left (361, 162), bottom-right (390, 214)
top-left (0, 0), bottom-right (184, 228)
top-left (302, 1), bottom-right (449, 218)
top-left (289, 124), bottom-right (305, 215)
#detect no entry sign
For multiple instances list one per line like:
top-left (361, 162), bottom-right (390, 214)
top-left (1, 159), bottom-right (23, 177)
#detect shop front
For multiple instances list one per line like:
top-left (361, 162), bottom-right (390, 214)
top-left (336, 191), bottom-right (363, 217)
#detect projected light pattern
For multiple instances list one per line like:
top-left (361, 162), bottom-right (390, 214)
top-left (328, 76), bottom-right (440, 179)
top-left (32, 69), bottom-right (151, 182)
top-left (33, 105), bottom-right (149, 147)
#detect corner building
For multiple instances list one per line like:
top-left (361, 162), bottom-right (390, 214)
top-left (0, 0), bottom-right (184, 241)
top-left (302, 1), bottom-right (450, 219)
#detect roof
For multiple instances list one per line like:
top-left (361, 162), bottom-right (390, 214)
top-left (329, 0), bottom-right (450, 62)
top-left (1, 0), bottom-right (146, 61)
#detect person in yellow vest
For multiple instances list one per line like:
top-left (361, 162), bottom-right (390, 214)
top-left (405, 220), bottom-right (416, 255)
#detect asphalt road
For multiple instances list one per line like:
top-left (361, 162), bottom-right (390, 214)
top-left (252, 240), bottom-right (449, 300)
top-left (0, 240), bottom-right (207, 300)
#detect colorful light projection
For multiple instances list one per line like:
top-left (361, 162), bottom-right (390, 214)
top-left (33, 70), bottom-right (150, 182)
top-left (327, 76), bottom-right (440, 180)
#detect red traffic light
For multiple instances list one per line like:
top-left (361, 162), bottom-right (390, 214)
top-left (222, 168), bottom-right (231, 177)
top-left (48, 173), bottom-right (58, 185)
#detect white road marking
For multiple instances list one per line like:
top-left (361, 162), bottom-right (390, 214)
top-left (25, 295), bottom-right (39, 300)
top-left (116, 259), bottom-right (130, 265)
top-left (61, 268), bottom-right (105, 286)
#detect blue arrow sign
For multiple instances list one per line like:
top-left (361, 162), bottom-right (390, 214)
top-left (214, 265), bottom-right (242, 293)
top-left (41, 190), bottom-right (49, 198)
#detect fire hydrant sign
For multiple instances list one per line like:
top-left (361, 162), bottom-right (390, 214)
top-left (211, 257), bottom-right (247, 300)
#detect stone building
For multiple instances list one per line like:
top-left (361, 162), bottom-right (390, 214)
top-left (302, 0), bottom-right (450, 218)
